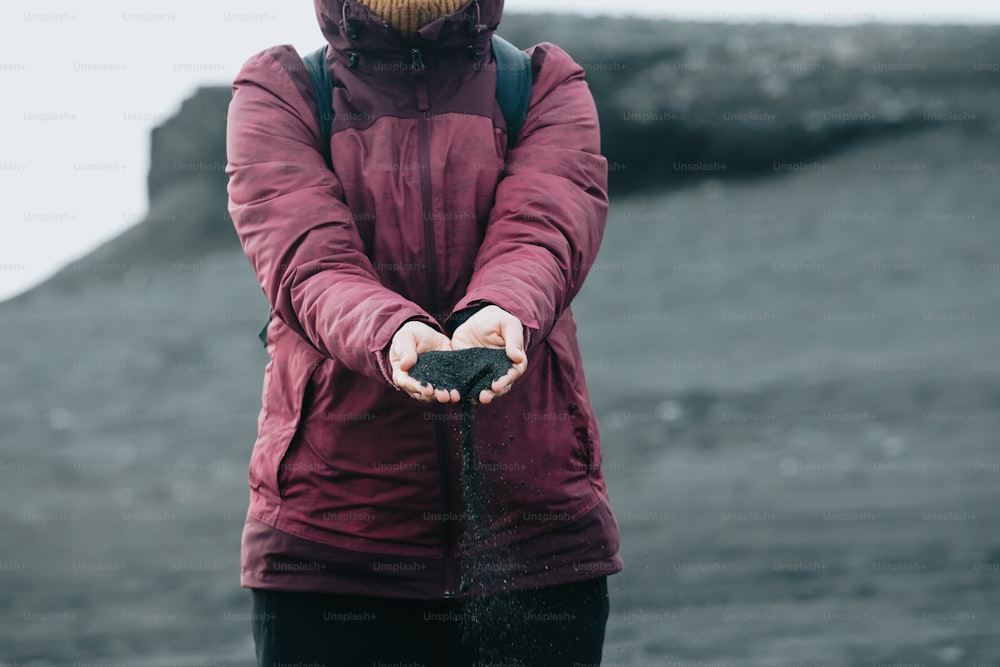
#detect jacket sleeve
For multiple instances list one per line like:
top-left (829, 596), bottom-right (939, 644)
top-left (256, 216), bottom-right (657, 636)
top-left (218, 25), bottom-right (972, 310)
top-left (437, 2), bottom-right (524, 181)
top-left (450, 42), bottom-right (609, 351)
top-left (226, 47), bottom-right (440, 386)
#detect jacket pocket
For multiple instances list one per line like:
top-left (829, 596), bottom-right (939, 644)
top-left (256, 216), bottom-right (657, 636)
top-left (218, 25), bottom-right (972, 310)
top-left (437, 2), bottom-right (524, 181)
top-left (542, 324), bottom-right (594, 475)
top-left (248, 331), bottom-right (325, 501)
top-left (567, 401), bottom-right (595, 474)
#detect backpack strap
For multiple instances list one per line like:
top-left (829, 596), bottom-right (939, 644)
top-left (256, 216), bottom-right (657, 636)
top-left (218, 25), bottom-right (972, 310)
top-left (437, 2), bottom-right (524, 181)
top-left (301, 45), bottom-right (335, 170)
top-left (257, 308), bottom-right (270, 347)
top-left (490, 34), bottom-right (532, 151)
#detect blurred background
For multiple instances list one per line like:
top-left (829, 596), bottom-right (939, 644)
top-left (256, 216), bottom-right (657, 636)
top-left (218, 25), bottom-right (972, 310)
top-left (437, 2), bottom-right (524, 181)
top-left (2, 1), bottom-right (999, 665)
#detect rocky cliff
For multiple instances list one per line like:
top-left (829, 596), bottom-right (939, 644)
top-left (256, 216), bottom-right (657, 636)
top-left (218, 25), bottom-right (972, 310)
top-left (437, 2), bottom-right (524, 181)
top-left (18, 18), bottom-right (1000, 300)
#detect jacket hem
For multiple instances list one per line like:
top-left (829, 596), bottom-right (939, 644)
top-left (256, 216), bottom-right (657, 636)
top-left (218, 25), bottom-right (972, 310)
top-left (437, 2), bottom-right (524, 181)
top-left (242, 496), bottom-right (622, 599)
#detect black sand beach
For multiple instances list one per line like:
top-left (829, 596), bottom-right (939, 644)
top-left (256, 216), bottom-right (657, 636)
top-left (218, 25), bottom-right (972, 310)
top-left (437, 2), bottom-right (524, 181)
top-left (1, 16), bottom-right (998, 666)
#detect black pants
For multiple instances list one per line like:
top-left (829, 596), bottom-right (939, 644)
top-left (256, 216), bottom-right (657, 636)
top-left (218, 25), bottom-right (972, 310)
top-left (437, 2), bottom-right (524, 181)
top-left (251, 576), bottom-right (609, 667)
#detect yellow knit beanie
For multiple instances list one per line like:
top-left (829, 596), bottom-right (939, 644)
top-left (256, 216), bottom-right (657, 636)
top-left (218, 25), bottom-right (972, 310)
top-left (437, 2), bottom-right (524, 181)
top-left (357, 0), bottom-right (467, 41)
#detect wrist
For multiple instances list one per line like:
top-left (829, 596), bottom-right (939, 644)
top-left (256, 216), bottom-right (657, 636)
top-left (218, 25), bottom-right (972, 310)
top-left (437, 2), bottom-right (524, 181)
top-left (445, 303), bottom-right (492, 336)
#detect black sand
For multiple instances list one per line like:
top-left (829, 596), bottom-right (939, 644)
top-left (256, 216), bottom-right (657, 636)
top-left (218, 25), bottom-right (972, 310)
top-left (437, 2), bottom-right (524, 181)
top-left (408, 348), bottom-right (513, 400)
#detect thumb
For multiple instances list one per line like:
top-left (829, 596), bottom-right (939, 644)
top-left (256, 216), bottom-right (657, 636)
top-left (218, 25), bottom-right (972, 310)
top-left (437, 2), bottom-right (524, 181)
top-left (500, 316), bottom-right (526, 365)
top-left (392, 331), bottom-right (418, 373)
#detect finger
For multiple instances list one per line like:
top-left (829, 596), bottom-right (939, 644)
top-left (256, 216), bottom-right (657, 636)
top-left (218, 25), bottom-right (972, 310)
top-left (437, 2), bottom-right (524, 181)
top-left (447, 387), bottom-right (463, 403)
top-left (392, 368), bottom-right (412, 393)
top-left (408, 384), bottom-right (435, 402)
top-left (434, 387), bottom-right (456, 403)
top-left (490, 373), bottom-right (511, 395)
top-left (490, 365), bottom-right (521, 393)
top-left (394, 367), bottom-right (433, 398)
top-left (499, 318), bottom-right (525, 363)
top-left (392, 334), bottom-right (418, 372)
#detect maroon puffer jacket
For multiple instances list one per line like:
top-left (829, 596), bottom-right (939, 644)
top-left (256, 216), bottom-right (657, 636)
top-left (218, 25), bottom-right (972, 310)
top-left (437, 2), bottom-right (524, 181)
top-left (225, 0), bottom-right (622, 599)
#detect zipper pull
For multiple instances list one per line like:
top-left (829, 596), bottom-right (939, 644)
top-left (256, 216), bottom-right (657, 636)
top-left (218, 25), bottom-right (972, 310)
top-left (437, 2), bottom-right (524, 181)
top-left (410, 48), bottom-right (425, 71)
top-left (410, 48), bottom-right (430, 112)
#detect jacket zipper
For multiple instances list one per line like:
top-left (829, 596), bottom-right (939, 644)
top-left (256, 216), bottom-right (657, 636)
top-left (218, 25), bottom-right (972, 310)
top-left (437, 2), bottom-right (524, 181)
top-left (411, 48), bottom-right (438, 320)
top-left (412, 46), bottom-right (458, 599)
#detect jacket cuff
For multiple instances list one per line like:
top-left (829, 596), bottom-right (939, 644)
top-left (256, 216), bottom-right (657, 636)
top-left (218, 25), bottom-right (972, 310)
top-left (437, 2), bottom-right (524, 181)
top-left (444, 304), bottom-right (490, 336)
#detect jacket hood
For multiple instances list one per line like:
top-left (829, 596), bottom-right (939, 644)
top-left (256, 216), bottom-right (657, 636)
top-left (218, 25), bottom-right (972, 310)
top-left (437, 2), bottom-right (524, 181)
top-left (314, 0), bottom-right (503, 59)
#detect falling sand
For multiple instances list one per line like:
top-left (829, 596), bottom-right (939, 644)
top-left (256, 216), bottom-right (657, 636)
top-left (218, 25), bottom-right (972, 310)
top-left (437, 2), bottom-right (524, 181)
top-left (409, 348), bottom-right (538, 661)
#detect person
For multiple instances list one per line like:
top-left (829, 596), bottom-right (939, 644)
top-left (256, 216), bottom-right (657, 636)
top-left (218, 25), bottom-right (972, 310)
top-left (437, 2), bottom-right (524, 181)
top-left (225, 0), bottom-right (622, 664)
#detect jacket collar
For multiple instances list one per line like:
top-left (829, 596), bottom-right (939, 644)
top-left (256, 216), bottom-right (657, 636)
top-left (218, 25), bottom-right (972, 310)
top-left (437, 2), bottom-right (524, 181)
top-left (314, 0), bottom-right (503, 61)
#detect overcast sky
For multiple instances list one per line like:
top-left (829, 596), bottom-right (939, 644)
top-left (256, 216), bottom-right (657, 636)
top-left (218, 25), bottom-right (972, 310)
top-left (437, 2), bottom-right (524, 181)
top-left (2, 0), bottom-right (999, 302)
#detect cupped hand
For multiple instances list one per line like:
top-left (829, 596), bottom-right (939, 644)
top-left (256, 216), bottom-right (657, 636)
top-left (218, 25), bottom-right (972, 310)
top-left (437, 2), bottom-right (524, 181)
top-left (389, 321), bottom-right (461, 403)
top-left (451, 305), bottom-right (528, 405)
